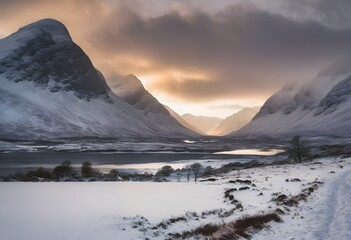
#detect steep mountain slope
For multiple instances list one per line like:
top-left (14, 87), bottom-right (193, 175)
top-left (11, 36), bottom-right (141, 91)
top-left (209, 107), bottom-right (260, 136)
top-left (182, 114), bottom-right (223, 134)
top-left (0, 19), bottom-right (196, 140)
top-left (108, 73), bottom-right (199, 135)
top-left (109, 74), bottom-right (169, 114)
top-left (163, 105), bottom-right (205, 135)
top-left (234, 59), bottom-right (351, 138)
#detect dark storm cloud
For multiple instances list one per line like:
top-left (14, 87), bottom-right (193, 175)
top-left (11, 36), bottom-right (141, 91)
top-left (90, 3), bottom-right (351, 101)
top-left (1, 0), bottom-right (351, 103)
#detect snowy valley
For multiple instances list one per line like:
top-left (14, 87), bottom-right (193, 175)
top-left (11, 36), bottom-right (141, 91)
top-left (1, 12), bottom-right (351, 240)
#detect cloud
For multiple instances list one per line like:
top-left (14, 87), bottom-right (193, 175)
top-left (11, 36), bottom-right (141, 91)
top-left (90, 2), bottom-right (351, 102)
top-left (278, 0), bottom-right (351, 28)
top-left (1, 0), bottom-right (351, 105)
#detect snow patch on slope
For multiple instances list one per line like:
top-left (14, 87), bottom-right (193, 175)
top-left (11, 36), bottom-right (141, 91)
top-left (0, 19), bottom-right (196, 139)
top-left (235, 58), bottom-right (351, 138)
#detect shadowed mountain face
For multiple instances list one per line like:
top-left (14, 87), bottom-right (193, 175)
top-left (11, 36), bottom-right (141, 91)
top-left (234, 59), bottom-right (351, 138)
top-left (108, 74), bottom-right (169, 114)
top-left (0, 19), bottom-right (196, 140)
top-left (0, 19), bottom-right (107, 100)
top-left (108, 73), bottom-right (200, 135)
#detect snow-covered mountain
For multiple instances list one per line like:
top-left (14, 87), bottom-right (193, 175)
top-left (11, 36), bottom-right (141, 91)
top-left (182, 114), bottom-right (223, 134)
top-left (234, 59), bottom-right (351, 138)
top-left (108, 74), bottom-right (169, 114)
top-left (0, 19), bottom-right (196, 140)
top-left (108, 73), bottom-right (200, 134)
top-left (209, 107), bottom-right (260, 136)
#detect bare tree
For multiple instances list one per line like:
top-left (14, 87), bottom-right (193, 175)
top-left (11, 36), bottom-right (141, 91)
top-left (175, 172), bottom-right (181, 182)
top-left (186, 167), bottom-right (191, 182)
top-left (287, 136), bottom-right (311, 163)
top-left (81, 161), bottom-right (94, 177)
top-left (190, 163), bottom-right (204, 182)
top-left (53, 160), bottom-right (73, 178)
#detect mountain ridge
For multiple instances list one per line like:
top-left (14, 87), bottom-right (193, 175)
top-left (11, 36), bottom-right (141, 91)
top-left (209, 107), bottom-right (260, 136)
top-left (0, 18), bottom-right (196, 140)
top-left (234, 59), bottom-right (351, 138)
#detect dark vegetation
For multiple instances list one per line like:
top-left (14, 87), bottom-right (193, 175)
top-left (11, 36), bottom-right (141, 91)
top-left (286, 136), bottom-right (311, 163)
top-left (53, 160), bottom-right (73, 177)
top-left (227, 213), bottom-right (282, 238)
top-left (0, 161), bottom-right (210, 182)
top-left (155, 165), bottom-right (174, 177)
top-left (1, 161), bottom-right (102, 181)
top-left (167, 212), bottom-right (282, 240)
top-left (223, 188), bottom-right (243, 210)
top-left (273, 181), bottom-right (321, 207)
top-left (81, 161), bottom-right (98, 177)
top-left (2, 138), bottom-right (348, 182)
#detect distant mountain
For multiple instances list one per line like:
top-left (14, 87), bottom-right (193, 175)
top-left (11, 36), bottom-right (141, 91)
top-left (209, 107), bottom-right (260, 136)
top-left (234, 58), bottom-right (351, 138)
top-left (182, 114), bottom-right (223, 134)
top-left (163, 106), bottom-right (205, 135)
top-left (0, 19), bottom-right (196, 140)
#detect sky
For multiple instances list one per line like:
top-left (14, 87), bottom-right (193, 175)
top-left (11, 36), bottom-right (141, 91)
top-left (1, 0), bottom-right (351, 117)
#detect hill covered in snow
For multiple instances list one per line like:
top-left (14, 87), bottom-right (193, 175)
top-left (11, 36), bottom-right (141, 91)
top-left (234, 59), bottom-right (351, 138)
top-left (0, 19), bottom-right (196, 140)
top-left (108, 73), bottom-right (200, 135)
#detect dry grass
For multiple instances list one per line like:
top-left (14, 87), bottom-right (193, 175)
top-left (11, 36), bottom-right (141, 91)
top-left (231, 213), bottom-right (282, 238)
top-left (168, 223), bottom-right (221, 239)
top-left (169, 212), bottom-right (282, 240)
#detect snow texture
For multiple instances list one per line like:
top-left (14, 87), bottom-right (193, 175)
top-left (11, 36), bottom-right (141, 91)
top-left (235, 58), bottom-right (351, 138)
top-left (0, 19), bottom-right (196, 140)
top-left (1, 157), bottom-right (350, 239)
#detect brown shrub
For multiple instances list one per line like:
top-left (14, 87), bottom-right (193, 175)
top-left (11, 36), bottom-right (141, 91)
top-left (232, 213), bottom-right (282, 237)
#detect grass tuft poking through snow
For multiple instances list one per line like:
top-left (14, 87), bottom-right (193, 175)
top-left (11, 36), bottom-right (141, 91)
top-left (231, 213), bottom-right (282, 238)
top-left (169, 212), bottom-right (281, 239)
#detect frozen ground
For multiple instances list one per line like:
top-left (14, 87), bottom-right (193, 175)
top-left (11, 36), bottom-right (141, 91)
top-left (0, 157), bottom-right (350, 239)
top-left (253, 161), bottom-right (351, 240)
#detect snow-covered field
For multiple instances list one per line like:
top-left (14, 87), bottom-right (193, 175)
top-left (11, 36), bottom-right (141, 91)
top-left (254, 162), bottom-right (351, 240)
top-left (0, 157), bottom-right (350, 240)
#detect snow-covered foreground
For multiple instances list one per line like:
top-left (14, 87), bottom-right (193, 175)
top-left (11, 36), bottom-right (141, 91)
top-left (254, 163), bottom-right (351, 240)
top-left (0, 182), bottom-right (225, 240)
top-left (1, 158), bottom-right (350, 240)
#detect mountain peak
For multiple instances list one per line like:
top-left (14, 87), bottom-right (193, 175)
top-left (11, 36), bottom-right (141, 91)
top-left (18, 18), bottom-right (72, 43)
top-left (123, 74), bottom-right (145, 91)
top-left (0, 18), bottom-right (107, 99)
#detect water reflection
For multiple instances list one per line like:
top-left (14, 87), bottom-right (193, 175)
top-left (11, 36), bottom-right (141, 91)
top-left (214, 149), bottom-right (283, 155)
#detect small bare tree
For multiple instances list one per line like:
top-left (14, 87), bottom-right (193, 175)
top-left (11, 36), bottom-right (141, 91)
top-left (186, 167), bottom-right (191, 182)
top-left (190, 163), bottom-right (204, 182)
top-left (81, 161), bottom-right (95, 177)
top-left (287, 136), bottom-right (311, 163)
top-left (175, 172), bottom-right (181, 182)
